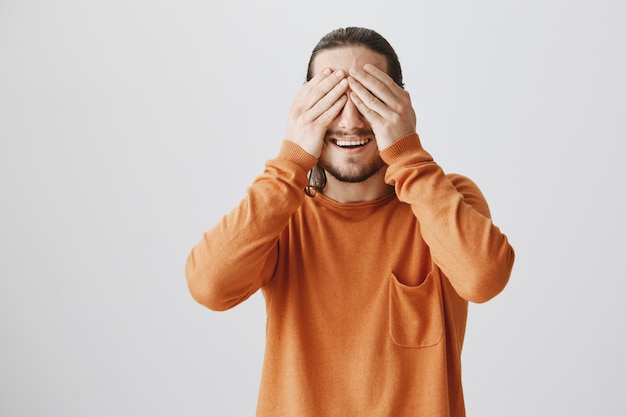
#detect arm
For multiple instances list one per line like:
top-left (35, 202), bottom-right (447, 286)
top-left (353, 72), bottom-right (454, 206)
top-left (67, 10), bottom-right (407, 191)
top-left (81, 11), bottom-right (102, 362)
top-left (348, 65), bottom-right (514, 303)
top-left (382, 134), bottom-right (515, 303)
top-left (185, 68), bottom-right (349, 311)
top-left (185, 142), bottom-right (316, 311)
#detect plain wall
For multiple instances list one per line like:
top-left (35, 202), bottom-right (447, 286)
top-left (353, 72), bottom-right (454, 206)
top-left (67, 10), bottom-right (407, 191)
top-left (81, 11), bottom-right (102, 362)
top-left (1, 0), bottom-right (624, 415)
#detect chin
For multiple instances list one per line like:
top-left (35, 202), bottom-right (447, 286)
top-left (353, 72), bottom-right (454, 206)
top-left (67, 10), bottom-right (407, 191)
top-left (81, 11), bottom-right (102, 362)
top-left (320, 158), bottom-right (386, 183)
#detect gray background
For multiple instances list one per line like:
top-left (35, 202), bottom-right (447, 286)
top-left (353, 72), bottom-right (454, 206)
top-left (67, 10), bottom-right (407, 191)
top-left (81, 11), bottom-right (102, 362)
top-left (1, 0), bottom-right (624, 415)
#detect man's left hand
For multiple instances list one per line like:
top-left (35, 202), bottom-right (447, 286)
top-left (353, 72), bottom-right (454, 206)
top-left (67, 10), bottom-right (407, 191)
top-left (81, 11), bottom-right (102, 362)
top-left (347, 64), bottom-right (417, 150)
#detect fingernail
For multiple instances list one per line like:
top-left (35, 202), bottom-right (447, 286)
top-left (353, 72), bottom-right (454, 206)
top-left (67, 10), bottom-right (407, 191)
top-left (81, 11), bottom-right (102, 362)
top-left (323, 68), bottom-right (331, 75)
top-left (335, 69), bottom-right (345, 77)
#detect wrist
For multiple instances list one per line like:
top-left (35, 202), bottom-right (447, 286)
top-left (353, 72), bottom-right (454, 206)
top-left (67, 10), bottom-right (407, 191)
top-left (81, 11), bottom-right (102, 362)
top-left (281, 140), bottom-right (319, 170)
top-left (379, 133), bottom-right (432, 165)
top-left (376, 131), bottom-right (416, 152)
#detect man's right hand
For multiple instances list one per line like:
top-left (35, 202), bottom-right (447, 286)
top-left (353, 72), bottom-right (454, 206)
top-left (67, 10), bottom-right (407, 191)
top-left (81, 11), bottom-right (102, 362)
top-left (285, 68), bottom-right (349, 158)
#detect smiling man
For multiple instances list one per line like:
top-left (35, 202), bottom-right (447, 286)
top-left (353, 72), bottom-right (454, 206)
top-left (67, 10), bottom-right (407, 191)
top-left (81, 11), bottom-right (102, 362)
top-left (186, 27), bottom-right (515, 417)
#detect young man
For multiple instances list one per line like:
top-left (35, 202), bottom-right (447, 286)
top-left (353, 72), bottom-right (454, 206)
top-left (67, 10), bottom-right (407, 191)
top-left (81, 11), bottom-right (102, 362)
top-left (186, 27), bottom-right (515, 416)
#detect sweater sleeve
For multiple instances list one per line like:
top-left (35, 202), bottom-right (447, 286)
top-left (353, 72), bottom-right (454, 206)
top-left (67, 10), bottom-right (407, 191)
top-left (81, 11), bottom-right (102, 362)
top-left (185, 140), bottom-right (317, 311)
top-left (381, 133), bottom-right (515, 303)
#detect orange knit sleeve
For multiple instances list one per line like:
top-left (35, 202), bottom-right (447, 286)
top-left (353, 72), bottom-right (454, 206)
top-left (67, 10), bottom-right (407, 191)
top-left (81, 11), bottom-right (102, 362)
top-left (381, 133), bottom-right (515, 303)
top-left (185, 140), bottom-right (317, 311)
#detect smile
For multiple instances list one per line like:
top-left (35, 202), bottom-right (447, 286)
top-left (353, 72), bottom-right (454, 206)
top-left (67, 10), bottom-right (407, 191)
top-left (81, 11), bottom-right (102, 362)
top-left (333, 138), bottom-right (372, 148)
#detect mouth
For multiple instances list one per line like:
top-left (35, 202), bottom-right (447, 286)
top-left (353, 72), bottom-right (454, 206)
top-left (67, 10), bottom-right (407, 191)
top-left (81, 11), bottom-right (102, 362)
top-left (330, 138), bottom-right (373, 149)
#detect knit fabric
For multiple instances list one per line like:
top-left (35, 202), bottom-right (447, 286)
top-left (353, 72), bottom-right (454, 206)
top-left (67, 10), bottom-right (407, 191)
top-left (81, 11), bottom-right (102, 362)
top-left (186, 133), bottom-right (515, 416)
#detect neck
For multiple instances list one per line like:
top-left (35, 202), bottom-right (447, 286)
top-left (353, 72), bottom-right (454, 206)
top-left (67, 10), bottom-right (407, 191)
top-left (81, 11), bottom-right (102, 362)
top-left (322, 168), bottom-right (394, 203)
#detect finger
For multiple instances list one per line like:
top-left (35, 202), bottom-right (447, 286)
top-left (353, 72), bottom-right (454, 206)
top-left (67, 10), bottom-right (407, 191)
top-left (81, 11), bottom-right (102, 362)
top-left (347, 76), bottom-right (391, 120)
top-left (311, 69), bottom-right (347, 102)
top-left (362, 64), bottom-right (403, 96)
top-left (349, 65), bottom-right (400, 109)
top-left (308, 73), bottom-right (349, 120)
top-left (348, 88), bottom-right (383, 125)
top-left (317, 93), bottom-right (348, 124)
top-left (302, 68), bottom-right (344, 109)
top-left (304, 67), bottom-right (332, 92)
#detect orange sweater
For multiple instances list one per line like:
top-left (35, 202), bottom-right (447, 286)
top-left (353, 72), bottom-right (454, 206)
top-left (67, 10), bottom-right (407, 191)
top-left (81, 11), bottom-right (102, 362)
top-left (186, 133), bottom-right (515, 416)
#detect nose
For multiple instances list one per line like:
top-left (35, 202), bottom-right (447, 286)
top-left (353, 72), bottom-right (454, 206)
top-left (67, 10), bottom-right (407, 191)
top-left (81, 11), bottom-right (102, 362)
top-left (337, 94), bottom-right (366, 130)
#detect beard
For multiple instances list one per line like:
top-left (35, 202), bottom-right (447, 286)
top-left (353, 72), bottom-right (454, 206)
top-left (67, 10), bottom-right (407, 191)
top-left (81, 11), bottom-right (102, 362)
top-left (318, 154), bottom-right (387, 183)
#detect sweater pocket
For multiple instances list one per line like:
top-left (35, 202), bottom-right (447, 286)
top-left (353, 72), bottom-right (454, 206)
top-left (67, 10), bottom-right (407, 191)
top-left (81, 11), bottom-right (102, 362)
top-left (388, 271), bottom-right (444, 348)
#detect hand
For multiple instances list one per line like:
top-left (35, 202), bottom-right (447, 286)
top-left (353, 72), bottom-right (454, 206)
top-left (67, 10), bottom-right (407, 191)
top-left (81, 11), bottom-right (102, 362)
top-left (286, 68), bottom-right (349, 158)
top-left (347, 64), bottom-right (417, 150)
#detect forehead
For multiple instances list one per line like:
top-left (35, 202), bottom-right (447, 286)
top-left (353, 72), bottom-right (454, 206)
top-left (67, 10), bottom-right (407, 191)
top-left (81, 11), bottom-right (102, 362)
top-left (311, 46), bottom-right (388, 76)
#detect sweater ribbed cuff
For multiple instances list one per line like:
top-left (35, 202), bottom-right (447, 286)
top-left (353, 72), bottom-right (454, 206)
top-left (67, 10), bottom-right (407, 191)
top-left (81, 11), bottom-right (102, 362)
top-left (278, 140), bottom-right (319, 171)
top-left (379, 133), bottom-right (434, 165)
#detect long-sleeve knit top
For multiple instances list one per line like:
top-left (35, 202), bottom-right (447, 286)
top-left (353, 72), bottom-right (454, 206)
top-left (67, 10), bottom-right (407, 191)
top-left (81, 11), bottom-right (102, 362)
top-left (186, 133), bottom-right (515, 416)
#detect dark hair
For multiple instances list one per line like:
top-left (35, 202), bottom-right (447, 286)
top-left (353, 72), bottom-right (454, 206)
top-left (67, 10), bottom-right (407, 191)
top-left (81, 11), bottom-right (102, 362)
top-left (304, 27), bottom-right (404, 197)
top-left (306, 27), bottom-right (404, 87)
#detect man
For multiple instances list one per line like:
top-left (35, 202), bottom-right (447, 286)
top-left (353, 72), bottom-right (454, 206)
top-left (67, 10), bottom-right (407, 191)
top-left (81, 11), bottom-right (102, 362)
top-left (186, 27), bottom-right (515, 416)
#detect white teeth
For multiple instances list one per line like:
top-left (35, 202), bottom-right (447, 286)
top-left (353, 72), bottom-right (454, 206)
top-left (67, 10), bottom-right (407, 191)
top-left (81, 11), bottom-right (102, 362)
top-left (336, 139), bottom-right (369, 147)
